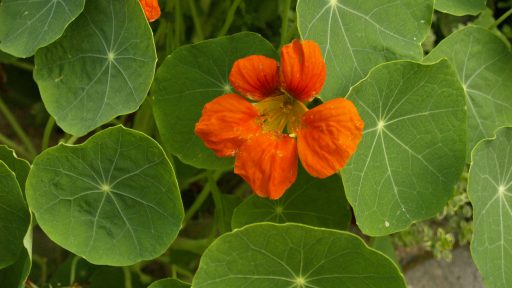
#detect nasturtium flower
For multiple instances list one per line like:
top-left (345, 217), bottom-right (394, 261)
top-left (139, 0), bottom-right (161, 22)
top-left (195, 40), bottom-right (364, 199)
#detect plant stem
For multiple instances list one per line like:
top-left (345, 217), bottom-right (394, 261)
top-left (280, 0), bottom-right (292, 46)
top-left (183, 184), bottom-right (211, 224)
top-left (489, 7), bottom-right (512, 30)
top-left (174, 0), bottom-right (183, 49)
top-left (171, 237), bottom-right (212, 254)
top-left (5, 60), bottom-right (34, 72)
top-left (0, 95), bottom-right (37, 158)
top-left (0, 132), bottom-right (30, 158)
top-left (41, 116), bottom-right (55, 151)
top-left (66, 135), bottom-right (79, 145)
top-left (188, 0), bottom-right (204, 41)
top-left (217, 0), bottom-right (243, 37)
top-left (69, 255), bottom-right (81, 285)
top-left (132, 97), bottom-right (155, 136)
top-left (123, 266), bottom-right (133, 288)
top-left (180, 171), bottom-right (208, 190)
top-left (207, 170), bottom-right (227, 233)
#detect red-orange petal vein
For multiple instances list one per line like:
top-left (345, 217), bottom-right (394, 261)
top-left (195, 94), bottom-right (261, 157)
top-left (234, 133), bottom-right (298, 199)
top-left (297, 98), bottom-right (364, 178)
top-left (229, 55), bottom-right (280, 101)
top-left (280, 40), bottom-right (326, 102)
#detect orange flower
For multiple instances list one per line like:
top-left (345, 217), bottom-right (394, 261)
top-left (139, 0), bottom-right (161, 22)
top-left (195, 40), bottom-right (364, 199)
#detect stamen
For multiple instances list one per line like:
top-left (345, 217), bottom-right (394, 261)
top-left (254, 93), bottom-right (308, 134)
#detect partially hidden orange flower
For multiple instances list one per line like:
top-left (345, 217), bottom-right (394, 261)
top-left (139, 0), bottom-right (161, 22)
top-left (195, 40), bottom-right (364, 199)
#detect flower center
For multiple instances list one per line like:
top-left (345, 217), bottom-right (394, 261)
top-left (254, 93), bottom-right (307, 135)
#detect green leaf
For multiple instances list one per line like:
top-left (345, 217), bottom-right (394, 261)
top-left (468, 127), bottom-right (512, 288)
top-left (425, 26), bottom-right (512, 160)
top-left (0, 145), bottom-right (30, 192)
top-left (26, 126), bottom-right (184, 266)
top-left (370, 236), bottom-right (398, 265)
top-left (0, 0), bottom-right (85, 58)
top-left (217, 194), bottom-right (242, 232)
top-left (232, 167), bottom-right (350, 230)
top-left (34, 0), bottom-right (157, 136)
top-left (434, 0), bottom-right (486, 16)
top-left (0, 219), bottom-right (32, 288)
top-left (152, 32), bottom-right (277, 170)
top-left (148, 278), bottom-right (191, 288)
top-left (0, 161), bottom-right (30, 269)
top-left (342, 60), bottom-right (467, 236)
top-left (297, 0), bottom-right (433, 100)
top-left (192, 223), bottom-right (406, 288)
top-left (88, 267), bottom-right (144, 288)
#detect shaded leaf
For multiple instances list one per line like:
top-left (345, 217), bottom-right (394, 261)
top-left (435, 0), bottom-right (486, 16)
top-left (148, 278), bottom-right (190, 288)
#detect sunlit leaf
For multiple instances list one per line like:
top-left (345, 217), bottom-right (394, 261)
top-left (468, 127), bottom-right (512, 288)
top-left (297, 0), bottom-right (433, 100)
top-left (152, 32), bottom-right (277, 170)
top-left (0, 161), bottom-right (30, 269)
top-left (232, 168), bottom-right (350, 230)
top-left (0, 0), bottom-right (85, 58)
top-left (342, 60), bottom-right (466, 235)
top-left (435, 0), bottom-right (486, 16)
top-left (34, 0), bottom-right (157, 136)
top-left (0, 224), bottom-right (32, 288)
top-left (26, 126), bottom-right (184, 266)
top-left (0, 145), bottom-right (30, 192)
top-left (193, 223), bottom-right (406, 288)
top-left (148, 278), bottom-right (190, 288)
top-left (425, 26), bottom-right (512, 160)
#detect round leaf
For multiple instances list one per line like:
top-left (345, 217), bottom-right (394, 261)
top-left (152, 32), bottom-right (277, 170)
top-left (425, 26), bottom-right (512, 160)
top-left (0, 0), bottom-right (85, 58)
top-left (342, 60), bottom-right (467, 235)
top-left (0, 145), bottom-right (30, 192)
top-left (468, 127), bottom-right (512, 288)
top-left (435, 0), bottom-right (486, 16)
top-left (148, 278), bottom-right (190, 288)
top-left (297, 0), bottom-right (433, 100)
top-left (193, 223), bottom-right (406, 288)
top-left (34, 0), bottom-right (157, 136)
top-left (232, 167), bottom-right (350, 230)
top-left (26, 126), bottom-right (184, 266)
top-left (0, 225), bottom-right (33, 288)
top-left (0, 161), bottom-right (30, 269)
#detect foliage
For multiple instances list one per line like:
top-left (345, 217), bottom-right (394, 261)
top-left (0, 0), bottom-right (512, 287)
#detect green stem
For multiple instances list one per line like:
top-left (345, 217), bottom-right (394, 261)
top-left (188, 0), bottom-right (204, 41)
top-left (489, 7), bottom-right (512, 30)
top-left (0, 132), bottom-right (29, 157)
top-left (217, 0), bottom-right (243, 37)
top-left (66, 135), bottom-right (79, 145)
top-left (173, 265), bottom-right (194, 279)
top-left (180, 171), bottom-right (208, 190)
top-left (69, 255), bottom-right (81, 285)
top-left (132, 97), bottom-right (155, 135)
top-left (174, 0), bottom-right (183, 49)
top-left (183, 184), bottom-right (211, 224)
top-left (123, 266), bottom-right (133, 288)
top-left (207, 170), bottom-right (226, 233)
top-left (4, 60), bottom-right (34, 72)
top-left (0, 95), bottom-right (37, 158)
top-left (171, 237), bottom-right (212, 254)
top-left (280, 0), bottom-right (292, 46)
top-left (41, 116), bottom-right (55, 151)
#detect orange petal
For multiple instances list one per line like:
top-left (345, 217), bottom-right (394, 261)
top-left (229, 55), bottom-right (280, 101)
top-left (297, 98), bottom-right (364, 178)
top-left (234, 133), bottom-right (298, 199)
top-left (195, 94), bottom-right (262, 157)
top-left (280, 40), bottom-right (326, 102)
top-left (139, 0), bottom-right (161, 22)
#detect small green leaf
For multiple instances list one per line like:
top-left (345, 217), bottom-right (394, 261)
top-left (0, 225), bottom-right (32, 288)
top-left (0, 0), bottom-right (85, 58)
top-left (297, 0), bottom-right (433, 100)
top-left (148, 278), bottom-right (191, 288)
top-left (468, 127), bottom-right (512, 288)
top-left (152, 32), bottom-right (277, 170)
top-left (34, 0), bottom-right (157, 136)
top-left (370, 236), bottom-right (398, 265)
top-left (232, 168), bottom-right (350, 230)
top-left (342, 60), bottom-right (467, 235)
top-left (435, 0), bottom-right (486, 16)
top-left (193, 223), bottom-right (406, 288)
top-left (26, 126), bottom-right (184, 266)
top-left (0, 161), bottom-right (30, 269)
top-left (425, 26), bottom-right (512, 160)
top-left (0, 145), bottom-right (30, 192)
